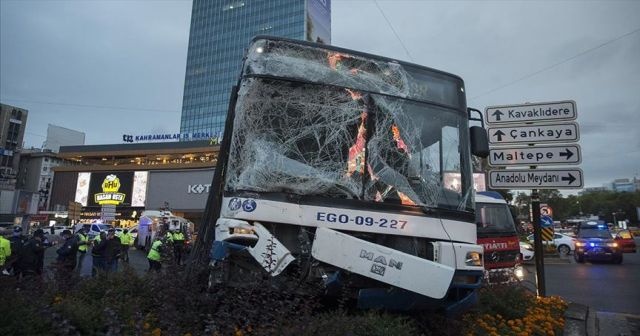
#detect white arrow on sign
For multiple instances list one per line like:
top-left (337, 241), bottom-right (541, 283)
top-left (488, 168), bottom-right (584, 189)
top-left (485, 100), bottom-right (576, 125)
top-left (488, 122), bottom-right (579, 145)
top-left (488, 144), bottom-right (582, 167)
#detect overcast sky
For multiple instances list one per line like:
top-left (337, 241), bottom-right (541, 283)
top-left (1, 0), bottom-right (639, 189)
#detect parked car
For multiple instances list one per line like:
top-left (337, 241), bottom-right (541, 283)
top-left (527, 233), bottom-right (576, 255)
top-left (614, 230), bottom-right (637, 253)
top-left (519, 242), bottom-right (534, 262)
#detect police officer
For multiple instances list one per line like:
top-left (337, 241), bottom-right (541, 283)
top-left (91, 231), bottom-right (107, 276)
top-left (76, 227), bottom-right (89, 272)
top-left (146, 237), bottom-right (163, 272)
top-left (171, 229), bottom-right (186, 265)
top-left (0, 234), bottom-right (11, 275)
top-left (5, 226), bottom-right (27, 276)
top-left (16, 229), bottom-right (46, 280)
top-left (56, 230), bottom-right (79, 272)
top-left (119, 229), bottom-right (133, 262)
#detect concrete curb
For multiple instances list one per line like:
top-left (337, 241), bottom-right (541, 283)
top-left (563, 302), bottom-right (589, 336)
top-left (544, 257), bottom-right (572, 264)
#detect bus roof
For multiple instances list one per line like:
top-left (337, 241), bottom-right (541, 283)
top-left (250, 35), bottom-right (465, 83)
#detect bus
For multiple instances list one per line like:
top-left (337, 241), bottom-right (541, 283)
top-left (202, 36), bottom-right (489, 312)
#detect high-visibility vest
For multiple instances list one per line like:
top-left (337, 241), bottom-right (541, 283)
top-left (172, 232), bottom-right (185, 242)
top-left (119, 233), bottom-right (133, 245)
top-left (0, 236), bottom-right (11, 266)
top-left (165, 232), bottom-right (173, 242)
top-left (78, 233), bottom-right (89, 252)
top-left (147, 240), bottom-right (163, 261)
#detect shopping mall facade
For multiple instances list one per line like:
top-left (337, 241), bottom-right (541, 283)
top-left (49, 140), bottom-right (218, 228)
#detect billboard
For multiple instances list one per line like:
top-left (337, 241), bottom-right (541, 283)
top-left (146, 169), bottom-right (214, 211)
top-left (306, 0), bottom-right (331, 44)
top-left (74, 171), bottom-right (148, 207)
top-left (88, 172), bottom-right (134, 206)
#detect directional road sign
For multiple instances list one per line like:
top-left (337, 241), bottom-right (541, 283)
top-left (488, 122), bottom-right (579, 145)
top-left (485, 100), bottom-right (577, 125)
top-left (488, 168), bottom-right (584, 189)
top-left (488, 144), bottom-right (581, 167)
top-left (540, 215), bottom-right (553, 228)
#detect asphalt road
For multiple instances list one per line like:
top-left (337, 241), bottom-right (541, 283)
top-left (524, 237), bottom-right (640, 315)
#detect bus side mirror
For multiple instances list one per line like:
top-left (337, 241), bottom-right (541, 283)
top-left (470, 126), bottom-right (489, 158)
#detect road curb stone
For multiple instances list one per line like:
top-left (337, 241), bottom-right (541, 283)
top-left (563, 302), bottom-right (588, 336)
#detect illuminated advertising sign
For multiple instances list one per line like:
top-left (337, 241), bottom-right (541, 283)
top-left (75, 172), bottom-right (91, 206)
top-left (95, 175), bottom-right (126, 205)
top-left (92, 173), bottom-right (131, 206)
top-left (76, 171), bottom-right (148, 207)
top-left (86, 172), bottom-right (132, 207)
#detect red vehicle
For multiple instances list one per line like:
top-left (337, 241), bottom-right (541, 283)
top-left (614, 230), bottom-right (637, 253)
top-left (475, 192), bottom-right (521, 283)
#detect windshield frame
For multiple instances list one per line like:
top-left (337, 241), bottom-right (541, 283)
top-left (475, 202), bottom-right (518, 236)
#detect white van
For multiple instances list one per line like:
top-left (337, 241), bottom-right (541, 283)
top-left (136, 211), bottom-right (193, 250)
top-left (74, 223), bottom-right (114, 239)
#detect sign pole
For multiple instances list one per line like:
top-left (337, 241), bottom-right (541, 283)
top-left (531, 188), bottom-right (546, 297)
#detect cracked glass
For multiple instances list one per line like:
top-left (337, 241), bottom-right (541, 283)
top-left (224, 38), bottom-right (472, 211)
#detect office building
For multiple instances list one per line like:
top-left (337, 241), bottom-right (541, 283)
top-left (49, 141), bottom-right (219, 227)
top-left (16, 149), bottom-right (78, 210)
top-left (43, 124), bottom-right (85, 152)
top-left (180, 0), bottom-right (331, 138)
top-left (0, 103), bottom-right (28, 190)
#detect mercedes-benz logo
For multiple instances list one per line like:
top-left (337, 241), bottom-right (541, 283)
top-left (490, 251), bottom-right (500, 262)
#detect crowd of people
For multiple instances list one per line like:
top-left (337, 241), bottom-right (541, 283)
top-left (0, 225), bottom-right (185, 281)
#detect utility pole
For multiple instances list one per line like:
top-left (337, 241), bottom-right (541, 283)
top-left (531, 189), bottom-right (546, 297)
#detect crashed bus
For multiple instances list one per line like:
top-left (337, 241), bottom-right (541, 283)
top-left (205, 36), bottom-right (489, 312)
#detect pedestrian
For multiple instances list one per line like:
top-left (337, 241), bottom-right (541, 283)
top-left (147, 237), bottom-right (163, 272)
top-left (103, 229), bottom-right (121, 273)
top-left (56, 230), bottom-right (79, 272)
top-left (76, 227), bottom-right (89, 273)
top-left (15, 229), bottom-right (46, 280)
top-left (171, 229), bottom-right (186, 265)
top-left (91, 231), bottom-right (107, 276)
top-left (119, 229), bottom-right (133, 263)
top-left (0, 234), bottom-right (11, 275)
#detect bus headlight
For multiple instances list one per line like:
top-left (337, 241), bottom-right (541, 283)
top-left (232, 227), bottom-right (254, 235)
top-left (466, 252), bottom-right (483, 267)
top-left (515, 266), bottom-right (525, 280)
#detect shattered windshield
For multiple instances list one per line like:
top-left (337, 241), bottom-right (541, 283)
top-left (224, 38), bottom-right (472, 211)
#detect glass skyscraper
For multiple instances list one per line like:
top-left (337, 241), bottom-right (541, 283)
top-left (180, 0), bottom-right (331, 138)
